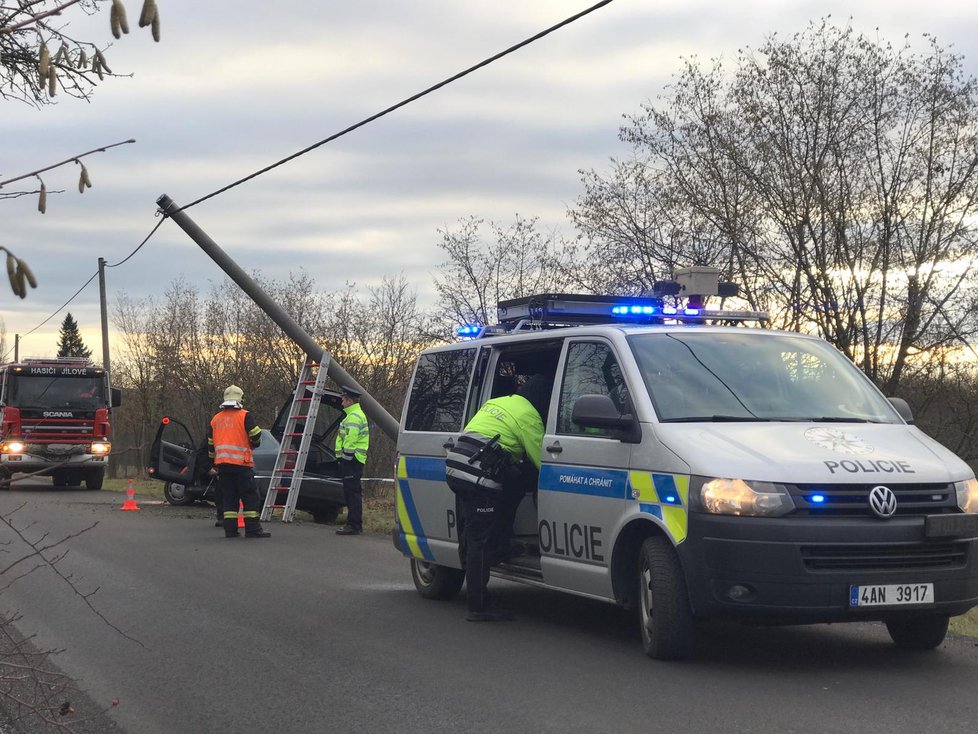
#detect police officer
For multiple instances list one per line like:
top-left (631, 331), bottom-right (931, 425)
top-left (335, 385), bottom-right (370, 536)
top-left (445, 374), bottom-right (550, 622)
top-left (207, 385), bottom-right (270, 538)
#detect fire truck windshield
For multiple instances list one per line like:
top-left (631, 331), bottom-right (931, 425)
top-left (7, 375), bottom-right (105, 411)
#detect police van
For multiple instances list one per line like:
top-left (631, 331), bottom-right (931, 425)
top-left (392, 268), bottom-right (978, 659)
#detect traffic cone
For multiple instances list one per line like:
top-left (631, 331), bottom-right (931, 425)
top-left (237, 500), bottom-right (245, 529)
top-left (120, 479), bottom-right (140, 511)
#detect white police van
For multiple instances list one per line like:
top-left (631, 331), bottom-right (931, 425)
top-left (392, 269), bottom-right (978, 659)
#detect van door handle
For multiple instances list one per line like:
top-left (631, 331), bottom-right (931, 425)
top-left (546, 441), bottom-right (563, 454)
top-left (443, 438), bottom-right (455, 450)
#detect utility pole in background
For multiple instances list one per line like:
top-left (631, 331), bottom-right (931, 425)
top-left (13, 334), bottom-right (18, 362)
top-left (98, 257), bottom-right (111, 384)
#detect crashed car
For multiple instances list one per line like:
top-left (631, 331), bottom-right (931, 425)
top-left (147, 387), bottom-right (348, 523)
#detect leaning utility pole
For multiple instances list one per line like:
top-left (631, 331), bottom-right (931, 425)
top-left (155, 194), bottom-right (400, 440)
top-left (98, 257), bottom-right (111, 384)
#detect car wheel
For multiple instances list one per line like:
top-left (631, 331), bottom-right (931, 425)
top-left (311, 505), bottom-right (341, 524)
top-left (885, 615), bottom-right (949, 650)
top-left (163, 482), bottom-right (195, 506)
top-left (410, 558), bottom-right (464, 600)
top-left (638, 535), bottom-right (695, 660)
top-left (84, 468), bottom-right (105, 490)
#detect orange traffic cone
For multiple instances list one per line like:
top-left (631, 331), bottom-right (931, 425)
top-left (237, 500), bottom-right (245, 529)
top-left (120, 479), bottom-right (140, 511)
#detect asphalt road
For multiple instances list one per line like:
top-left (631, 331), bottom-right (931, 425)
top-left (1, 480), bottom-right (977, 733)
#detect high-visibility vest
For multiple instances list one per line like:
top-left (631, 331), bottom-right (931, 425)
top-left (463, 394), bottom-right (544, 469)
top-left (210, 408), bottom-right (255, 467)
top-left (335, 402), bottom-right (370, 464)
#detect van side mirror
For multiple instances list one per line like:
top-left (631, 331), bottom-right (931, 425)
top-left (111, 387), bottom-right (122, 408)
top-left (888, 396), bottom-right (913, 424)
top-left (571, 394), bottom-right (642, 443)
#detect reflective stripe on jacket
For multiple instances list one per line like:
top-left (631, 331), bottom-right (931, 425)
top-left (462, 394), bottom-right (544, 469)
top-left (209, 408), bottom-right (260, 467)
top-left (335, 402), bottom-right (369, 465)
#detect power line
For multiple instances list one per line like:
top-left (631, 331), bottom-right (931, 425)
top-left (7, 0), bottom-right (615, 356)
top-left (179, 0), bottom-right (615, 211)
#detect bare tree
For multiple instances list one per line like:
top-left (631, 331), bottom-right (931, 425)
top-left (572, 20), bottom-right (978, 394)
top-left (432, 215), bottom-right (571, 332)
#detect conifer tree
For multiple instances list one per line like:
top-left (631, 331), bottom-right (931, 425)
top-left (56, 313), bottom-right (92, 359)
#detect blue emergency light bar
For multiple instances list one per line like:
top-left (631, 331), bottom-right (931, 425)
top-left (455, 293), bottom-right (768, 339)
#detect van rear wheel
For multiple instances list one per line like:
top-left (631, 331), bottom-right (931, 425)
top-left (885, 615), bottom-right (949, 650)
top-left (410, 558), bottom-right (464, 600)
top-left (638, 535), bottom-right (695, 660)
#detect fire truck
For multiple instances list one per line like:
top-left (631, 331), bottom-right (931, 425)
top-left (0, 357), bottom-right (121, 490)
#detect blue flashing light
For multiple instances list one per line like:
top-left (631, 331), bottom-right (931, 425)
top-left (684, 308), bottom-right (701, 316)
top-left (662, 306), bottom-right (678, 315)
top-left (612, 303), bottom-right (660, 317)
top-left (662, 494), bottom-right (678, 504)
top-left (457, 324), bottom-right (482, 338)
top-left (810, 494), bottom-right (826, 504)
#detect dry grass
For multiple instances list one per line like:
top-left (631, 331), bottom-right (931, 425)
top-left (950, 606), bottom-right (978, 638)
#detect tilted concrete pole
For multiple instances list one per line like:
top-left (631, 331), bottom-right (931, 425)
top-left (156, 194), bottom-right (400, 440)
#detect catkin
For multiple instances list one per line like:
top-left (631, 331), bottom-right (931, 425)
top-left (81, 165), bottom-right (92, 190)
top-left (18, 260), bottom-right (37, 289)
top-left (116, 0), bottom-right (130, 34)
top-left (95, 50), bottom-right (111, 74)
top-left (38, 183), bottom-right (47, 213)
top-left (78, 48), bottom-right (88, 70)
top-left (6, 254), bottom-right (22, 298)
top-left (140, 0), bottom-right (157, 28)
top-left (110, 3), bottom-right (121, 38)
top-left (151, 7), bottom-right (160, 42)
top-left (47, 66), bottom-right (57, 97)
top-left (39, 43), bottom-right (50, 77)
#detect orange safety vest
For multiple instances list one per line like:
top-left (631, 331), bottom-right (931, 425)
top-left (210, 409), bottom-right (254, 467)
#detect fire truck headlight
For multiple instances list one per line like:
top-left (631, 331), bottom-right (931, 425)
top-left (955, 477), bottom-right (978, 513)
top-left (90, 442), bottom-right (111, 455)
top-left (1, 441), bottom-right (25, 455)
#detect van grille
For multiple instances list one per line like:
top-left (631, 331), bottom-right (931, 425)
top-left (801, 542), bottom-right (967, 572)
top-left (789, 483), bottom-right (956, 517)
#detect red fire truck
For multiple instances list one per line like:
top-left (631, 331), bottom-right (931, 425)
top-left (0, 358), bottom-right (121, 489)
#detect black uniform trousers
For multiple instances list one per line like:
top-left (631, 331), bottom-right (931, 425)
top-left (340, 459), bottom-right (364, 532)
top-left (217, 464), bottom-right (261, 537)
top-left (449, 477), bottom-right (524, 613)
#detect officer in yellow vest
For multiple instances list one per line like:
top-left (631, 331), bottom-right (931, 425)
top-left (335, 386), bottom-right (370, 536)
top-left (208, 385), bottom-right (269, 538)
top-left (445, 374), bottom-right (550, 621)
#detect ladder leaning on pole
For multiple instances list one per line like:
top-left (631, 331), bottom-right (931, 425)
top-left (261, 356), bottom-right (331, 522)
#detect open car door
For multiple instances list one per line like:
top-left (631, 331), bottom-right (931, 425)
top-left (148, 416), bottom-right (200, 484)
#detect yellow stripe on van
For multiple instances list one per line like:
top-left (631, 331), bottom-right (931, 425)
top-left (628, 471), bottom-right (658, 502)
top-left (396, 456), bottom-right (424, 559)
top-left (630, 471), bottom-right (689, 544)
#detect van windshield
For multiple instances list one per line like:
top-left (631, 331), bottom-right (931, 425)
top-left (628, 332), bottom-right (901, 424)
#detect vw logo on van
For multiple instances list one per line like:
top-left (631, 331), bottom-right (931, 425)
top-left (869, 485), bottom-right (897, 518)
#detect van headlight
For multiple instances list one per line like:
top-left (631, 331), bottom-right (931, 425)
top-left (696, 478), bottom-right (795, 517)
top-left (955, 478), bottom-right (978, 514)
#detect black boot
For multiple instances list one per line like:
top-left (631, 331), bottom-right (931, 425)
top-left (223, 519), bottom-right (240, 538)
top-left (244, 519), bottom-right (270, 538)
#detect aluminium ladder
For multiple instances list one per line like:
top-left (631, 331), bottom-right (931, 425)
top-left (260, 356), bottom-right (331, 522)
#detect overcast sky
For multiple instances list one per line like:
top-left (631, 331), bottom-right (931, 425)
top-left (2, 0), bottom-right (977, 361)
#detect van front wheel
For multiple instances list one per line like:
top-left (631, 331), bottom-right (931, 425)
top-left (885, 615), bottom-right (949, 650)
top-left (410, 558), bottom-right (464, 600)
top-left (638, 535), bottom-right (695, 660)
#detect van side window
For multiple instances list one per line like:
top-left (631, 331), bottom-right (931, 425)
top-left (404, 349), bottom-right (476, 432)
top-left (557, 342), bottom-right (629, 437)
